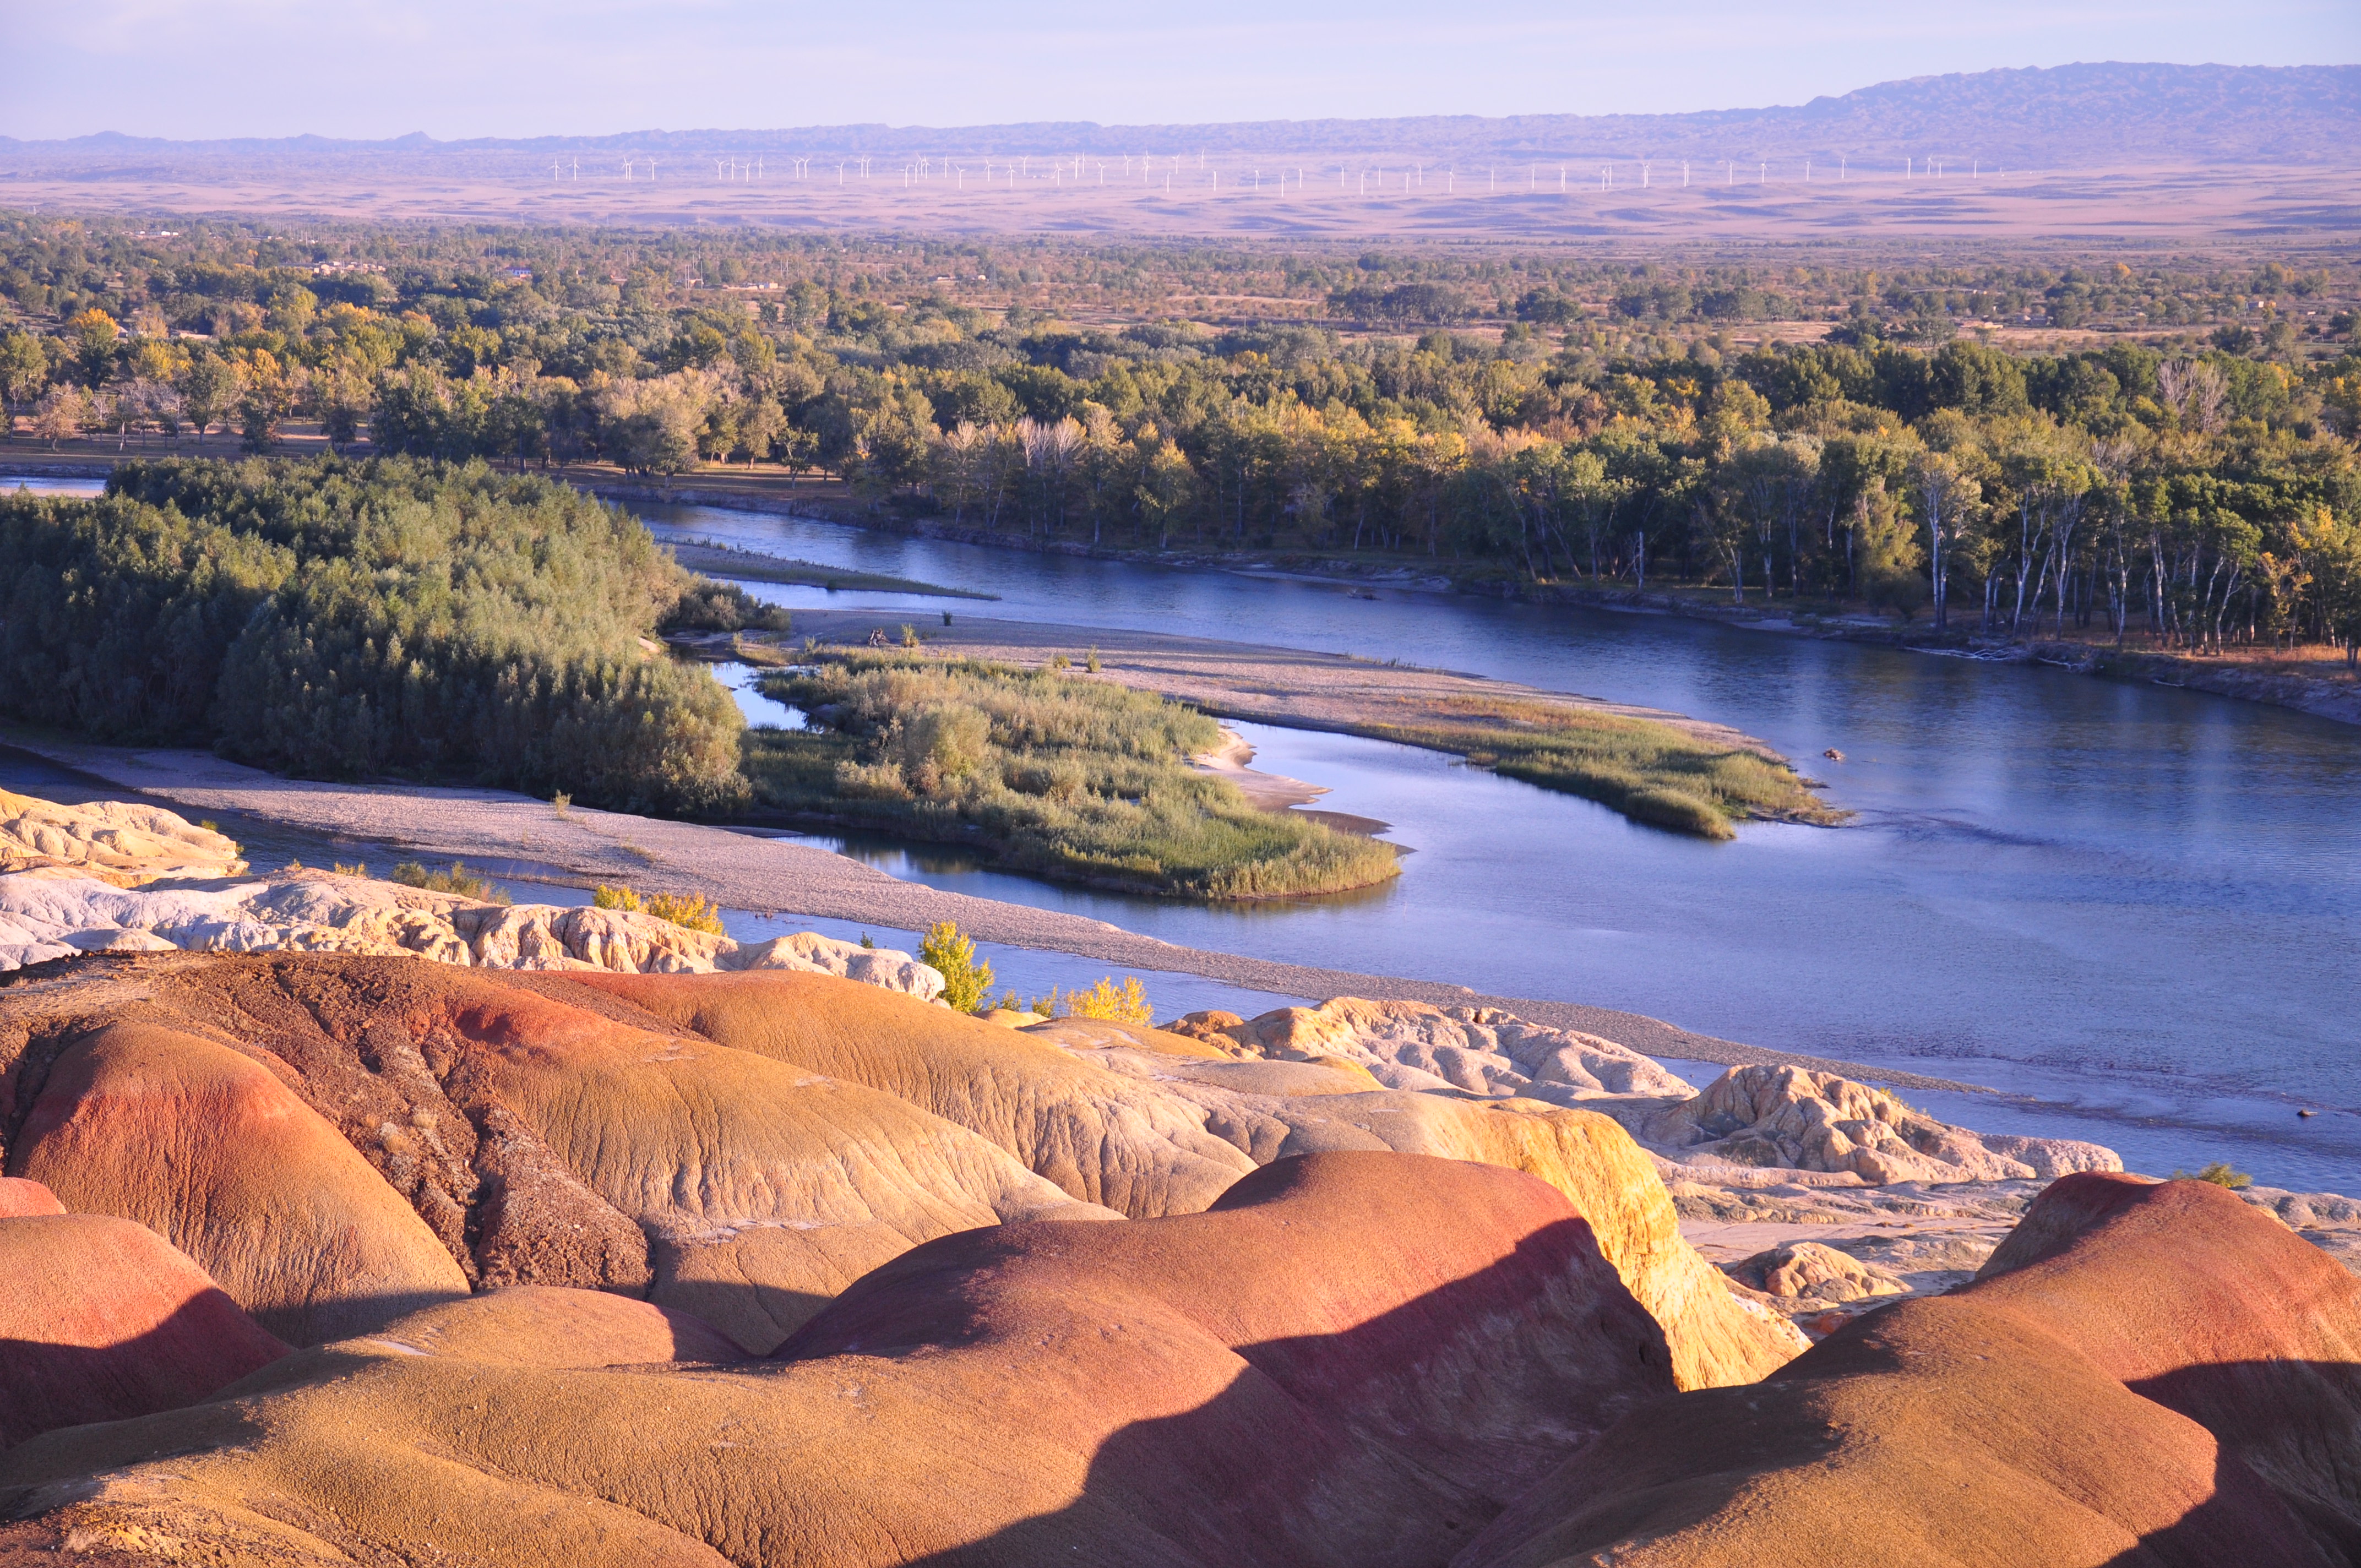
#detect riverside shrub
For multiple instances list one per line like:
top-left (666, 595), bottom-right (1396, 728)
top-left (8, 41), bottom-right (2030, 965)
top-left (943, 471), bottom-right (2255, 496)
top-left (0, 456), bottom-right (747, 814)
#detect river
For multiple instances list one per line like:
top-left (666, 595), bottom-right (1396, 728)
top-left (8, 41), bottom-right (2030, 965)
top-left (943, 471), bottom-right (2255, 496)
top-left (644, 499), bottom-right (2361, 1193)
top-left (15, 473), bottom-right (2360, 1190)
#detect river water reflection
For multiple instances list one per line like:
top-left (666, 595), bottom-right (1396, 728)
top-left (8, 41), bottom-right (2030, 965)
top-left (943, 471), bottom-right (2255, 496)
top-left (639, 500), bottom-right (2361, 1191)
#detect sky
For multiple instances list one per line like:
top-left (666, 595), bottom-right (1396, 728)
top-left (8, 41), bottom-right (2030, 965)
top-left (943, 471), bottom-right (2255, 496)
top-left (3, 0), bottom-right (2354, 141)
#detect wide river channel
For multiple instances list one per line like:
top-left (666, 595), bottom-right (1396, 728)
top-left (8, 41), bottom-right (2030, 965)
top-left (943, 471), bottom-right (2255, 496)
top-left (637, 498), bottom-right (2361, 1193)
top-left (13, 475), bottom-right (2358, 1190)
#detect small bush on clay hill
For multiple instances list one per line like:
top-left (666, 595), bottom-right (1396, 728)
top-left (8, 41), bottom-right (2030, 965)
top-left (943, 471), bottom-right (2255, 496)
top-left (592, 884), bottom-right (727, 936)
top-left (919, 920), bottom-right (996, 1014)
top-left (2175, 1161), bottom-right (2255, 1190)
top-left (1025, 977), bottom-right (1152, 1024)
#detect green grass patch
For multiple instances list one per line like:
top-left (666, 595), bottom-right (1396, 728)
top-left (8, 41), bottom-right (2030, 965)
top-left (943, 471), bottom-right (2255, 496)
top-left (741, 652), bottom-right (1399, 900)
top-left (1356, 696), bottom-right (1845, 840)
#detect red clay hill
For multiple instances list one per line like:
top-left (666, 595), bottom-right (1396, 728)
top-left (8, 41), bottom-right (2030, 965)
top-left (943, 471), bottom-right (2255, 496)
top-left (0, 951), bottom-right (2354, 1564)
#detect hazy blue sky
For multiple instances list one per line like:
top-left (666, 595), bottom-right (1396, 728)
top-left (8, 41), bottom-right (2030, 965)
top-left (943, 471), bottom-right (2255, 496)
top-left (4, 0), bottom-right (2354, 140)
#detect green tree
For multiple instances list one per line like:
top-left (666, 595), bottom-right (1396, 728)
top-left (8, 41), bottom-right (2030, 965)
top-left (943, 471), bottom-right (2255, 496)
top-left (179, 356), bottom-right (242, 447)
top-left (67, 307), bottom-right (120, 389)
top-left (918, 920), bottom-right (995, 1014)
top-left (0, 331), bottom-right (47, 430)
top-left (266, 286), bottom-right (319, 337)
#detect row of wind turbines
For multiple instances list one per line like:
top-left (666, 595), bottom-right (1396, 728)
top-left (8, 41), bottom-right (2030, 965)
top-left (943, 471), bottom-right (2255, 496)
top-left (543, 151), bottom-right (1996, 192)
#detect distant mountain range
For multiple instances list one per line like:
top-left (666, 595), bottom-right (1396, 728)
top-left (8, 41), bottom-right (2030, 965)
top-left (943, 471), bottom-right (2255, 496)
top-left (6, 63), bottom-right (2355, 169)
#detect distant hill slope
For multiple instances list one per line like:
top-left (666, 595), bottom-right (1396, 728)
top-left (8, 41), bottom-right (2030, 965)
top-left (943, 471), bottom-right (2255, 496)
top-left (5, 63), bottom-right (2355, 168)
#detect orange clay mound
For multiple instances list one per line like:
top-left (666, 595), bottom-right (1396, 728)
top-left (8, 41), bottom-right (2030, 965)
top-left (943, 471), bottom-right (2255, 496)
top-left (12, 1021), bottom-right (471, 1344)
top-left (0, 1152), bottom-right (1673, 1565)
top-left (1457, 1171), bottom-right (2361, 1568)
top-left (2, 951), bottom-right (2356, 1566)
top-left (0, 1208), bottom-right (290, 1447)
top-left (0, 956), bottom-right (1791, 1380)
top-left (567, 968), bottom-right (1266, 1217)
top-left (568, 968), bottom-right (1800, 1389)
top-left (0, 954), bottom-right (1109, 1352)
top-left (362, 1285), bottom-right (750, 1367)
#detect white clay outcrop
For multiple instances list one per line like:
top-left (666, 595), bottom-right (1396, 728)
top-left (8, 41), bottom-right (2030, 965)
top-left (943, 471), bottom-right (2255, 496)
top-left (1639, 1064), bottom-right (2121, 1184)
top-left (1169, 997), bottom-right (1696, 1103)
top-left (1170, 1003), bottom-right (2119, 1190)
top-left (0, 869), bottom-right (942, 998)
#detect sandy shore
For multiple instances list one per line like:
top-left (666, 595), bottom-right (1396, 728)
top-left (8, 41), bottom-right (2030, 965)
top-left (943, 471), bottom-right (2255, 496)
top-left (0, 729), bottom-right (1979, 1093)
top-left (1189, 728), bottom-right (1325, 811)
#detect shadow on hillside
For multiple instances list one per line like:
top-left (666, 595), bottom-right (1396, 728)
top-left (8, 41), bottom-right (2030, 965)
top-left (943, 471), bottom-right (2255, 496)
top-left (867, 1216), bottom-right (1672, 1567)
top-left (2109, 1357), bottom-right (2361, 1567)
top-left (0, 1290), bottom-right (285, 1449)
top-left (886, 1333), bottom-right (2361, 1566)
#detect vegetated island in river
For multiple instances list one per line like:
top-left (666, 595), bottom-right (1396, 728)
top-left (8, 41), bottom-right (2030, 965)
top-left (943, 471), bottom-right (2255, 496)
top-left (739, 649), bottom-right (1403, 899)
top-left (722, 611), bottom-right (1843, 842)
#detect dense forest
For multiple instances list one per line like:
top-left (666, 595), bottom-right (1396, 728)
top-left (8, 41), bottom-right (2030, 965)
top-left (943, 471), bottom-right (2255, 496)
top-left (0, 458), bottom-right (753, 810)
top-left (5, 215), bottom-right (2360, 660)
